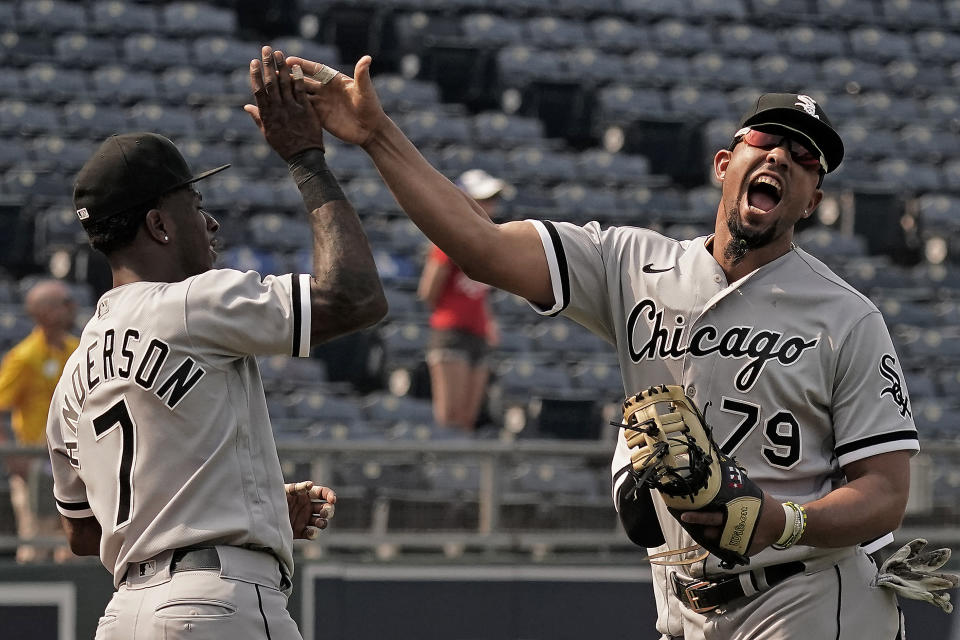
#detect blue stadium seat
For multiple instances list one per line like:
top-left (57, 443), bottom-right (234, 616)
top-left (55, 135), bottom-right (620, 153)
top-left (856, 92), bottom-right (922, 121)
top-left (496, 359), bottom-right (571, 395)
top-left (652, 20), bottom-right (712, 55)
top-left (912, 399), bottom-right (960, 439)
top-left (525, 16), bottom-right (588, 49)
top-left (596, 85), bottom-right (667, 124)
top-left (0, 3), bottom-right (16, 30)
top-left (784, 26), bottom-right (846, 60)
top-left (159, 69), bottom-right (228, 106)
top-left (885, 60), bottom-right (945, 94)
top-left (91, 65), bottom-right (159, 103)
top-left (924, 94), bottom-right (960, 128)
top-left (29, 135), bottom-right (94, 173)
top-left (269, 38), bottom-right (338, 66)
top-left (686, 185), bottom-right (723, 215)
top-left (0, 100), bottom-right (60, 135)
top-left (383, 288), bottom-right (423, 320)
top-left (506, 147), bottom-right (579, 184)
top-left (323, 143), bottom-right (376, 179)
top-left (618, 186), bottom-right (694, 222)
top-left (795, 228), bottom-right (867, 258)
top-left (37, 206), bottom-right (86, 247)
top-left (668, 86), bottom-right (732, 119)
top-left (703, 117), bottom-right (740, 155)
top-left (179, 140), bottom-right (235, 173)
top-left (752, 56), bottom-right (818, 90)
top-left (392, 11), bottom-right (462, 54)
top-left (374, 75), bottom-right (441, 112)
top-left (531, 321), bottom-right (610, 356)
top-left (588, 17), bottom-right (647, 53)
top-left (624, 51), bottom-right (691, 89)
top-left (195, 104), bottom-right (250, 141)
top-left (913, 30), bottom-right (960, 62)
top-left (247, 213), bottom-right (311, 250)
top-left (717, 25), bottom-right (780, 57)
top-left (344, 177), bottom-right (401, 215)
top-left (19, 0), bottom-right (88, 33)
top-left (496, 46), bottom-right (566, 87)
top-left (876, 158), bottom-right (942, 191)
top-left (191, 36), bottom-right (255, 69)
top-left (461, 13), bottom-right (524, 47)
top-left (898, 123), bottom-right (956, 160)
top-left (398, 110), bottom-right (473, 147)
top-left (364, 392), bottom-right (435, 425)
top-left (62, 102), bottom-right (128, 137)
top-left (0, 306), bottom-right (34, 348)
top-left (569, 360), bottom-right (623, 398)
top-left (54, 33), bottom-right (118, 68)
top-left (917, 194), bottom-right (960, 231)
top-left (576, 150), bottom-right (651, 186)
top-left (161, 2), bottom-right (236, 35)
top-left (815, 0), bottom-right (881, 23)
top-left (381, 321), bottom-right (428, 362)
top-left (884, 0), bottom-right (943, 27)
top-left (0, 137), bottom-right (28, 171)
top-left (91, 1), bottom-right (160, 35)
top-left (688, 53), bottom-right (752, 90)
top-left (690, 0), bottom-right (748, 19)
top-left (285, 391), bottom-right (363, 422)
top-left (2, 169), bottom-right (70, 202)
top-left (821, 58), bottom-right (886, 92)
top-left (551, 183), bottom-right (619, 221)
top-left (129, 103), bottom-right (196, 138)
top-left (619, 0), bottom-right (693, 20)
top-left (941, 160), bottom-right (960, 191)
top-left (472, 112), bottom-right (544, 148)
top-left (21, 63), bottom-right (88, 102)
top-left (875, 296), bottom-right (941, 329)
top-left (424, 463), bottom-right (481, 494)
top-left (562, 46), bottom-right (626, 84)
top-left (836, 122), bottom-right (899, 160)
top-left (850, 27), bottom-right (914, 63)
top-left (122, 34), bottom-right (191, 70)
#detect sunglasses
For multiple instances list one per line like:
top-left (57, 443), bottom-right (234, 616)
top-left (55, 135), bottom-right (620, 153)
top-left (734, 127), bottom-right (825, 172)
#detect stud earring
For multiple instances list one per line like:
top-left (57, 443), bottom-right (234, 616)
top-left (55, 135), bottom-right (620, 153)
top-left (163, 235), bottom-right (169, 241)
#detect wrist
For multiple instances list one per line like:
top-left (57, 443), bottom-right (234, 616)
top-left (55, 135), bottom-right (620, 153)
top-left (772, 501), bottom-right (807, 550)
top-left (288, 148), bottom-right (346, 209)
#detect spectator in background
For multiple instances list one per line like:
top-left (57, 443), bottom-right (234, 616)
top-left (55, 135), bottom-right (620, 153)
top-left (0, 279), bottom-right (78, 562)
top-left (417, 170), bottom-right (508, 432)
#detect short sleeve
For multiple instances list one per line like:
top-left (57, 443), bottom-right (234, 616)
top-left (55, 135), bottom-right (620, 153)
top-left (184, 270), bottom-right (313, 358)
top-left (46, 388), bottom-right (94, 519)
top-left (0, 348), bottom-right (25, 409)
top-left (832, 311), bottom-right (919, 467)
top-left (527, 220), bottom-right (616, 342)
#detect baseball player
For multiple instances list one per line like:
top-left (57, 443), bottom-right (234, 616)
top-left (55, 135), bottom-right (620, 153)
top-left (288, 52), bottom-right (922, 639)
top-left (45, 46), bottom-right (386, 639)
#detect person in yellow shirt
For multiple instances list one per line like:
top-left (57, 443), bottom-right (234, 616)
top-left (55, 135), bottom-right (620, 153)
top-left (0, 279), bottom-right (78, 561)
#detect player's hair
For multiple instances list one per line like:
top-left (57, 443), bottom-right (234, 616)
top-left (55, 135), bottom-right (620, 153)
top-left (84, 200), bottom-right (156, 255)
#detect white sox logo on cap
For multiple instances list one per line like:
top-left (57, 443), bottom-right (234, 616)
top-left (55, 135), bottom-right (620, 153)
top-left (76, 207), bottom-right (89, 220)
top-left (794, 95), bottom-right (820, 119)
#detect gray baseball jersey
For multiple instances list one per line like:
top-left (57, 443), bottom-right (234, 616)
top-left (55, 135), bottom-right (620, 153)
top-left (529, 220), bottom-right (919, 636)
top-left (46, 269), bottom-right (312, 586)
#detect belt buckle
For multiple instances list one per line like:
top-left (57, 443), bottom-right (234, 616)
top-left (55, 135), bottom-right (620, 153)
top-left (684, 580), bottom-right (718, 614)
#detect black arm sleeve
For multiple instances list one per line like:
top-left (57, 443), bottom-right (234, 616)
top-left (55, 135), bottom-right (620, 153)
top-left (616, 468), bottom-right (666, 548)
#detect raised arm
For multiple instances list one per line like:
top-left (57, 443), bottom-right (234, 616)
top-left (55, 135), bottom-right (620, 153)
top-left (285, 54), bottom-right (554, 308)
top-left (245, 46), bottom-right (387, 346)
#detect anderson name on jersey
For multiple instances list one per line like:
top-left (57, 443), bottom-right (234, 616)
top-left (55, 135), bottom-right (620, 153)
top-left (47, 269), bottom-right (312, 585)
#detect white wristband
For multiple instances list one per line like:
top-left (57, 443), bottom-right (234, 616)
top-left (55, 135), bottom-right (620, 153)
top-left (775, 502), bottom-right (795, 547)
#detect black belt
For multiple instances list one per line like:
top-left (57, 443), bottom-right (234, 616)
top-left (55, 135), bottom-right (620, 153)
top-left (119, 547), bottom-right (220, 586)
top-left (671, 561), bottom-right (804, 613)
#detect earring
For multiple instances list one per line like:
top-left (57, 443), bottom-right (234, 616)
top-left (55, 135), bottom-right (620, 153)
top-left (163, 235), bottom-right (169, 241)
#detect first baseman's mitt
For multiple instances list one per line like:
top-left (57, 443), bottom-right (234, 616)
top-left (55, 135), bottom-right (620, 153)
top-left (874, 538), bottom-right (960, 613)
top-left (621, 385), bottom-right (763, 569)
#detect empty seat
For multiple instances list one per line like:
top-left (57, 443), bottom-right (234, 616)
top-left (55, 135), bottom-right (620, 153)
top-left (19, 0), bottom-right (88, 32)
top-left (562, 46), bottom-right (626, 84)
top-left (885, 60), bottom-right (945, 94)
top-left (884, 0), bottom-right (943, 26)
top-left (875, 158), bottom-right (942, 191)
top-left (179, 140), bottom-right (235, 172)
top-left (850, 27), bottom-right (914, 63)
top-left (473, 112), bottom-right (544, 147)
top-left (506, 147), bottom-right (578, 183)
top-left (752, 56), bottom-right (818, 89)
top-left (914, 30), bottom-right (960, 62)
top-left (496, 45), bottom-right (566, 87)
top-left (688, 53), bottom-right (752, 90)
top-left (21, 63), bottom-right (88, 102)
top-left (195, 104), bottom-right (250, 141)
top-left (62, 102), bottom-right (128, 138)
top-left (821, 58), bottom-right (886, 92)
top-left (247, 213), bottom-right (311, 250)
top-left (91, 1), bottom-right (160, 35)
top-left (123, 34), bottom-right (191, 70)
top-left (28, 136), bottom-right (94, 173)
top-left (461, 13), bottom-right (524, 47)
top-left (364, 392), bottom-right (435, 425)
top-left (0, 100), bottom-right (60, 135)
top-left (269, 37), bottom-right (338, 65)
top-left (532, 321), bottom-right (610, 355)
top-left (285, 391), bottom-right (363, 422)
top-left (161, 2), bottom-right (236, 35)
top-left (551, 183), bottom-right (619, 221)
top-left (577, 150), bottom-right (651, 186)
top-left (625, 51), bottom-right (691, 89)
top-left (796, 228), bottom-right (867, 258)
top-left (54, 33), bottom-right (118, 68)
top-left (652, 20), bottom-right (712, 55)
top-left (91, 65), bottom-right (159, 103)
top-left (374, 75), bottom-right (441, 112)
top-left (619, 0), bottom-right (693, 20)
top-left (525, 16), bottom-right (588, 49)
top-left (219, 246), bottom-right (286, 275)
top-left (381, 321), bottom-right (428, 361)
top-left (596, 85), bottom-right (667, 124)
top-left (192, 36), bottom-right (254, 68)
top-left (129, 103), bottom-right (196, 138)
top-left (690, 0), bottom-right (747, 18)
top-left (784, 26), bottom-right (846, 60)
top-left (159, 69), bottom-right (228, 106)
top-left (816, 0), bottom-right (881, 22)
top-left (717, 24), bottom-right (780, 57)
top-left (668, 86), bottom-right (732, 119)
top-left (398, 110), bottom-right (472, 147)
top-left (496, 359), bottom-right (571, 395)
top-left (588, 17), bottom-right (647, 53)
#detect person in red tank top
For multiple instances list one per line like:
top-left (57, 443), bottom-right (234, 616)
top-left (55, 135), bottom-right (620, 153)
top-left (417, 169), bottom-right (508, 431)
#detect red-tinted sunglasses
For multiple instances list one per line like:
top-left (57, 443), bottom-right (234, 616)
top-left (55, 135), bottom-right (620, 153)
top-left (734, 127), bottom-right (825, 172)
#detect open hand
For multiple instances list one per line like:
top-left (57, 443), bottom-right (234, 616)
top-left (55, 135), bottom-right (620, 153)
top-left (284, 54), bottom-right (389, 149)
top-left (244, 45), bottom-right (326, 160)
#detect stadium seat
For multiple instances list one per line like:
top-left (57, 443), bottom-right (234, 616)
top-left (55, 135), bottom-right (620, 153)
top-left (551, 183), bottom-right (619, 221)
top-left (130, 103), bottom-right (196, 138)
top-left (496, 359), bottom-right (571, 395)
top-left (381, 321), bottom-right (429, 363)
top-left (577, 150), bottom-right (651, 187)
top-left (91, 65), bottom-right (159, 103)
top-left (917, 194), bottom-right (960, 231)
top-left (159, 69), bottom-right (228, 107)
top-left (652, 20), bottom-right (712, 55)
top-left (624, 51), bottom-right (691, 89)
top-left (717, 24), bottom-right (780, 57)
top-left (0, 137), bottom-right (28, 172)
top-left (667, 87), bottom-right (733, 119)
top-left (123, 34), bottom-right (191, 70)
top-left (496, 328), bottom-right (536, 355)
top-left (496, 46), bottom-right (566, 88)
top-left (690, 0), bottom-right (748, 19)
top-left (247, 212), bottom-right (311, 250)
top-left (270, 38), bottom-right (338, 66)
top-left (619, 0), bottom-right (694, 20)
top-left (836, 121), bottom-right (899, 160)
top-left (914, 30), bottom-right (960, 63)
top-left (460, 13), bottom-right (524, 47)
top-left (525, 17), bottom-right (588, 49)
top-left (912, 399), bottom-right (960, 439)
top-left (398, 110), bottom-right (473, 147)
top-left (784, 26), bottom-right (846, 60)
top-left (875, 158), bottom-right (942, 192)
top-left (54, 33), bottom-right (119, 69)
top-left (192, 36), bottom-right (256, 69)
top-left (506, 147), bottom-right (579, 184)
top-left (751, 56), bottom-right (818, 90)
top-left (344, 177), bottom-right (402, 215)
top-left (875, 296), bottom-right (941, 329)
top-left (898, 124), bottom-right (956, 161)
top-left (161, 2), bottom-right (237, 35)
top-left (179, 140), bottom-right (235, 173)
top-left (382, 288), bottom-right (423, 320)
top-left (795, 228), bottom-right (868, 258)
top-left (0, 101), bottom-right (60, 135)
top-left (195, 104), bottom-right (250, 141)
top-left (19, 0), bottom-right (88, 33)
top-left (391, 11), bottom-right (462, 55)
top-left (884, 60), bottom-right (945, 94)
top-left (562, 46), bottom-right (626, 84)
top-left (531, 321), bottom-right (610, 356)
top-left (374, 75), bottom-right (442, 112)
top-left (218, 246), bottom-right (286, 275)
top-left (588, 17), bottom-right (648, 53)
top-left (91, 1), bottom-right (161, 35)
top-left (596, 84), bottom-right (667, 125)
top-left (884, 0), bottom-right (943, 27)
top-left (688, 53), bottom-right (753, 91)
top-left (473, 112), bottom-right (545, 148)
top-left (61, 102), bottom-right (128, 138)
top-left (851, 27), bottom-right (915, 63)
top-left (21, 63), bottom-right (88, 102)
top-left (364, 391), bottom-right (435, 425)
top-left (924, 94), bottom-right (960, 128)
top-left (285, 391), bottom-right (364, 422)
top-left (28, 136), bottom-right (94, 174)
top-left (820, 58), bottom-right (886, 93)
top-left (816, 0), bottom-right (882, 23)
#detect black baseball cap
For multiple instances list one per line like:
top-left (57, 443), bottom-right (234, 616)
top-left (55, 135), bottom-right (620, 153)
top-left (736, 93), bottom-right (844, 173)
top-left (73, 133), bottom-right (230, 226)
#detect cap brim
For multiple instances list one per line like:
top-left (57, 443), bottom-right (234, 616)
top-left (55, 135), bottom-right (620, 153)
top-left (742, 109), bottom-right (843, 173)
top-left (185, 163), bottom-right (231, 185)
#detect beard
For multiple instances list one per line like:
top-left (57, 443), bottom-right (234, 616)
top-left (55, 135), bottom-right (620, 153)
top-left (724, 197), bottom-right (780, 263)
